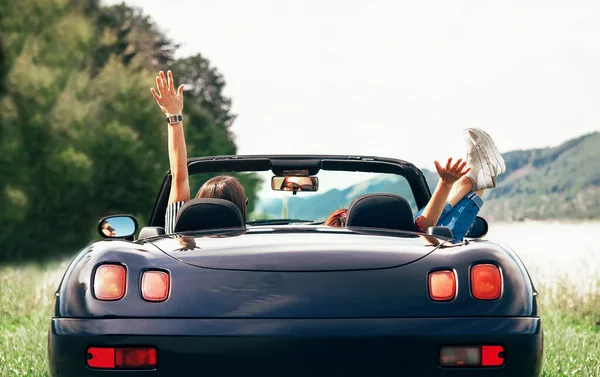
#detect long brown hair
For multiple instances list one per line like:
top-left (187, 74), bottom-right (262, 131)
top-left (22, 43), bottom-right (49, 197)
top-left (196, 175), bottom-right (247, 223)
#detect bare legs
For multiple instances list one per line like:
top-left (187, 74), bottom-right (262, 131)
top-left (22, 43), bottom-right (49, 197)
top-left (414, 158), bottom-right (471, 231)
top-left (447, 176), bottom-right (485, 207)
top-left (414, 164), bottom-right (488, 241)
top-left (417, 127), bottom-right (505, 240)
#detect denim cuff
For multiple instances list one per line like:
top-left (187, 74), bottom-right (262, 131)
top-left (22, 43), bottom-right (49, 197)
top-left (466, 191), bottom-right (484, 209)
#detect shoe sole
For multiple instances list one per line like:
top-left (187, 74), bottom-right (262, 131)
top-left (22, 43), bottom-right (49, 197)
top-left (482, 173), bottom-right (496, 190)
top-left (479, 129), bottom-right (507, 174)
top-left (465, 128), bottom-right (507, 175)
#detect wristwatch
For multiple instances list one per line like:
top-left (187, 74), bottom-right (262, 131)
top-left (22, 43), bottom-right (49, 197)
top-left (165, 114), bottom-right (183, 125)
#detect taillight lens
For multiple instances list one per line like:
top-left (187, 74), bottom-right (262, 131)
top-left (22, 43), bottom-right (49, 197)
top-left (439, 346), bottom-right (481, 366)
top-left (116, 347), bottom-right (157, 369)
top-left (439, 345), bottom-right (504, 367)
top-left (471, 264), bottom-right (502, 300)
top-left (141, 270), bottom-right (170, 302)
top-left (428, 270), bottom-right (456, 301)
top-left (87, 347), bottom-right (157, 369)
top-left (94, 264), bottom-right (126, 300)
top-left (87, 347), bottom-right (115, 368)
top-left (482, 345), bottom-right (505, 366)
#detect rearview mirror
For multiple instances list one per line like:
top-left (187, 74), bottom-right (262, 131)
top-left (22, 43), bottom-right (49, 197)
top-left (98, 215), bottom-right (139, 239)
top-left (465, 216), bottom-right (488, 238)
top-left (271, 176), bottom-right (319, 192)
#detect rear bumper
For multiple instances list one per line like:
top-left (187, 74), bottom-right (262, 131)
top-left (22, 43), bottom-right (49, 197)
top-left (49, 317), bottom-right (542, 377)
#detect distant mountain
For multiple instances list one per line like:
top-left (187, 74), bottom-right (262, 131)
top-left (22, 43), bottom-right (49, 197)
top-left (478, 131), bottom-right (600, 221)
top-left (254, 132), bottom-right (600, 222)
top-left (414, 131), bottom-right (600, 221)
top-left (254, 174), bottom-right (417, 221)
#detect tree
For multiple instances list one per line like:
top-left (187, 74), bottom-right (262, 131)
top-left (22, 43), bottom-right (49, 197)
top-left (0, 0), bottom-right (257, 262)
top-left (168, 54), bottom-right (262, 214)
top-left (92, 3), bottom-right (179, 75)
top-left (170, 55), bottom-right (236, 132)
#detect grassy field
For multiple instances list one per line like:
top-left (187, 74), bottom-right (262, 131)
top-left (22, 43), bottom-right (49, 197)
top-left (1, 259), bottom-right (599, 376)
top-left (0, 261), bottom-right (67, 377)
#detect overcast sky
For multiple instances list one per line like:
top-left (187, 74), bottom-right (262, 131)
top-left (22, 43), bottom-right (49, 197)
top-left (103, 0), bottom-right (600, 170)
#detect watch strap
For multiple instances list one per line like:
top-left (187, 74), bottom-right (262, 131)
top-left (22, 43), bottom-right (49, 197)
top-left (165, 114), bottom-right (183, 124)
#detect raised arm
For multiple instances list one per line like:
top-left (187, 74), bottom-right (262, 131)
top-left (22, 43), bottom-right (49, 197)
top-left (416, 158), bottom-right (470, 230)
top-left (151, 70), bottom-right (190, 204)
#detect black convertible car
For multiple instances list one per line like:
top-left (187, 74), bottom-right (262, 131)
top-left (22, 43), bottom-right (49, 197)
top-left (48, 155), bottom-right (543, 377)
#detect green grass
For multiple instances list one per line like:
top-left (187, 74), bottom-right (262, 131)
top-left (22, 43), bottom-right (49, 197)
top-left (0, 262), bottom-right (599, 376)
top-left (535, 276), bottom-right (600, 377)
top-left (541, 311), bottom-right (600, 376)
top-left (0, 261), bottom-right (67, 377)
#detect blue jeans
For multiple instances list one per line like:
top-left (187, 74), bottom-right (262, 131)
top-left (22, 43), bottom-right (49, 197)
top-left (414, 191), bottom-right (484, 241)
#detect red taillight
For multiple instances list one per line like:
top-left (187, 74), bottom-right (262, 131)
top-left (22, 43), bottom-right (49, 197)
top-left (93, 264), bottom-right (126, 300)
top-left (87, 347), bottom-right (157, 369)
top-left (141, 270), bottom-right (170, 302)
top-left (87, 347), bottom-right (115, 369)
top-left (428, 270), bottom-right (456, 301)
top-left (439, 345), bottom-right (504, 367)
top-left (116, 348), bottom-right (157, 369)
top-left (482, 345), bottom-right (505, 366)
top-left (471, 264), bottom-right (502, 300)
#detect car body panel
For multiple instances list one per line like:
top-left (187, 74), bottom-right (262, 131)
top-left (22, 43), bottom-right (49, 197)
top-left (54, 227), bottom-right (537, 319)
top-left (48, 154), bottom-right (542, 377)
top-left (149, 227), bottom-right (439, 271)
top-left (49, 317), bottom-right (542, 377)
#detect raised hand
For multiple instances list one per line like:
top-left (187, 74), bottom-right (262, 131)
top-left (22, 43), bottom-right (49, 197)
top-left (150, 70), bottom-right (184, 116)
top-left (434, 158), bottom-right (470, 186)
top-left (173, 235), bottom-right (199, 251)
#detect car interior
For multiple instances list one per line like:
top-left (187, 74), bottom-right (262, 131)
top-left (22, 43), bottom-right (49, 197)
top-left (346, 193), bottom-right (416, 231)
top-left (100, 156), bottom-right (488, 241)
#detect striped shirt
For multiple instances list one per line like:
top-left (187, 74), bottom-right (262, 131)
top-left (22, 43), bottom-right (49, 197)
top-left (165, 201), bottom-right (185, 234)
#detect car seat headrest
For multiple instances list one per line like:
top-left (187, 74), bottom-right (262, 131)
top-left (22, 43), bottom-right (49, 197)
top-left (346, 193), bottom-right (416, 232)
top-left (174, 198), bottom-right (244, 232)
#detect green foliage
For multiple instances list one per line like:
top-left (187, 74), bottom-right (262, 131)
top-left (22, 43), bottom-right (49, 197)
top-left (91, 3), bottom-right (177, 75)
top-left (0, 0), bottom-right (257, 262)
top-left (0, 261), bottom-right (68, 376)
top-left (170, 54), bottom-right (236, 130)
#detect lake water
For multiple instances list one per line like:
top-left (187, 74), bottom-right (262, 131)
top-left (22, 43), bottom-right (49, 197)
top-left (484, 221), bottom-right (600, 291)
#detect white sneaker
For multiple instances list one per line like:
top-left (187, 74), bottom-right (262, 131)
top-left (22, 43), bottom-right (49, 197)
top-left (463, 128), bottom-right (507, 175)
top-left (463, 129), bottom-right (506, 190)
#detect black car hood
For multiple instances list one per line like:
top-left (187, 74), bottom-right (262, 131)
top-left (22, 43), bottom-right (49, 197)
top-left (149, 228), bottom-right (440, 272)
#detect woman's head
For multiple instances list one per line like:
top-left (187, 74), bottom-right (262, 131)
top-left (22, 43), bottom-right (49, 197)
top-left (196, 175), bottom-right (247, 223)
top-left (101, 221), bottom-right (116, 237)
top-left (280, 176), bottom-right (316, 191)
top-left (324, 208), bottom-right (348, 227)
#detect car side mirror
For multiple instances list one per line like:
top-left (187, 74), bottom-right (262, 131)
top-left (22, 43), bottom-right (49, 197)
top-left (98, 215), bottom-right (139, 240)
top-left (465, 216), bottom-right (488, 238)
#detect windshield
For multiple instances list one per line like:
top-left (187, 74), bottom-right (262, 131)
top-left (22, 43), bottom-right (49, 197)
top-left (190, 171), bottom-right (417, 225)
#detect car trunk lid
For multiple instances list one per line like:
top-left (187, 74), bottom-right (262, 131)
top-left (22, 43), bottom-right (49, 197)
top-left (149, 229), bottom-right (439, 271)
